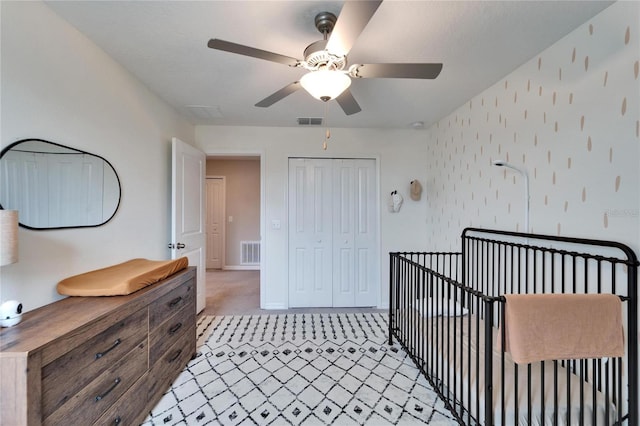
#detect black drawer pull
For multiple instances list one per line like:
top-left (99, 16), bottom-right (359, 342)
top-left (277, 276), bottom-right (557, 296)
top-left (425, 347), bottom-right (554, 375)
top-left (114, 416), bottom-right (122, 425)
top-left (169, 322), bottom-right (183, 335)
top-left (168, 296), bottom-right (182, 308)
top-left (168, 349), bottom-right (182, 363)
top-left (96, 339), bottom-right (121, 359)
top-left (95, 377), bottom-right (121, 402)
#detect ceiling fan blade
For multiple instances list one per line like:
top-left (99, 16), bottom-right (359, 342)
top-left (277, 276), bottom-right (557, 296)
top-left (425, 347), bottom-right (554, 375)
top-left (255, 81), bottom-right (301, 107)
top-left (326, 1), bottom-right (382, 57)
top-left (208, 39), bottom-right (299, 66)
top-left (335, 89), bottom-right (362, 115)
top-left (354, 63), bottom-right (443, 79)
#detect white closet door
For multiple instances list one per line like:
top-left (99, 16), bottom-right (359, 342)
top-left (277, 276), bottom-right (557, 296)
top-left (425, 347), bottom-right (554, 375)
top-left (289, 158), bottom-right (378, 308)
top-left (288, 158), bottom-right (333, 307)
top-left (333, 159), bottom-right (377, 307)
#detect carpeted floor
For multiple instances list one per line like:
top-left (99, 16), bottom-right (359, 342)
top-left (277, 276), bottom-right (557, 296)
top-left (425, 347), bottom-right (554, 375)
top-left (142, 313), bottom-right (457, 425)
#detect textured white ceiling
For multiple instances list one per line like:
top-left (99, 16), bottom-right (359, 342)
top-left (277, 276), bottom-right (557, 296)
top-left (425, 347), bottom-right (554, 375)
top-left (45, 0), bottom-right (613, 129)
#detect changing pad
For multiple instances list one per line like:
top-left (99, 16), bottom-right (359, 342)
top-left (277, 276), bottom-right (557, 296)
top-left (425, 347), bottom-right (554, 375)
top-left (57, 257), bottom-right (189, 296)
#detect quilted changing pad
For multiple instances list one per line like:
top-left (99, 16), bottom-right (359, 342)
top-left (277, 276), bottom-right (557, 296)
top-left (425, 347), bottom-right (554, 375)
top-left (57, 257), bottom-right (189, 296)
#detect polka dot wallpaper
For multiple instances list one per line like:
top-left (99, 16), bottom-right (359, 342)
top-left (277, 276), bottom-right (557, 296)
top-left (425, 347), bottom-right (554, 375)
top-left (425, 2), bottom-right (639, 253)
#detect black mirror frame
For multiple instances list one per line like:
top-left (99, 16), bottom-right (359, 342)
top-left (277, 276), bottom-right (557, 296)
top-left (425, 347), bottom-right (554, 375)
top-left (0, 138), bottom-right (122, 230)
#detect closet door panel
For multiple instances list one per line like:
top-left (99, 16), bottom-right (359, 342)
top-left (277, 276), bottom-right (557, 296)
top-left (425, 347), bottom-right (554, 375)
top-left (333, 160), bottom-right (356, 307)
top-left (288, 159), bottom-right (332, 307)
top-left (353, 160), bottom-right (377, 306)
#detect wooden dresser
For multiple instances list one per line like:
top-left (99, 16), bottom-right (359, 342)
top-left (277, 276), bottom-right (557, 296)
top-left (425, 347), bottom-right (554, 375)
top-left (0, 267), bottom-right (196, 426)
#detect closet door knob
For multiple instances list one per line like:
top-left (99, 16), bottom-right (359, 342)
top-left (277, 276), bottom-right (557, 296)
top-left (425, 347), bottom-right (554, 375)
top-left (176, 243), bottom-right (186, 249)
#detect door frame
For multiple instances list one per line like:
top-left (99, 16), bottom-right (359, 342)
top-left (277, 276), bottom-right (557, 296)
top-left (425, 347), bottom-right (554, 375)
top-left (286, 154), bottom-right (381, 308)
top-left (203, 151), bottom-right (266, 308)
top-left (205, 176), bottom-right (226, 269)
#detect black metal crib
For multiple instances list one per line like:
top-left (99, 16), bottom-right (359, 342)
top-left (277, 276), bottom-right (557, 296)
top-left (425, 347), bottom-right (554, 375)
top-left (389, 228), bottom-right (638, 425)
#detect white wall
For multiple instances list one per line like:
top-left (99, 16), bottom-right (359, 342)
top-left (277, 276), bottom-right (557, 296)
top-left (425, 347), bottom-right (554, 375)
top-left (195, 126), bottom-right (429, 308)
top-left (426, 1), bottom-right (639, 256)
top-left (425, 1), bottom-right (639, 400)
top-left (0, 1), bottom-right (195, 311)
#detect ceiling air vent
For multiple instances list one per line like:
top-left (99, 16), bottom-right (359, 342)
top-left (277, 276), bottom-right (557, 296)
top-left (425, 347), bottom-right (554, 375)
top-left (297, 117), bottom-right (323, 126)
top-left (185, 105), bottom-right (223, 120)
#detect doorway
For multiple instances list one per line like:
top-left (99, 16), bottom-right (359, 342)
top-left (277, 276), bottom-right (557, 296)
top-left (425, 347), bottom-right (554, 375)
top-left (205, 156), bottom-right (263, 308)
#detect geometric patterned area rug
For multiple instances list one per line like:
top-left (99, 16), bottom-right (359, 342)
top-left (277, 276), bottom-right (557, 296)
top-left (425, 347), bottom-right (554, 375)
top-left (141, 313), bottom-right (457, 425)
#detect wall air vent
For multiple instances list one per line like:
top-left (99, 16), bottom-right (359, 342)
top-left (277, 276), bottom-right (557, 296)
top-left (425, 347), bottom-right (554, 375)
top-left (297, 117), bottom-right (323, 126)
top-left (241, 241), bottom-right (260, 265)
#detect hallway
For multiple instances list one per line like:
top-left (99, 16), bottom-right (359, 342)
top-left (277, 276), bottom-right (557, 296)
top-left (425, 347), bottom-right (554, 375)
top-left (202, 270), bottom-right (260, 316)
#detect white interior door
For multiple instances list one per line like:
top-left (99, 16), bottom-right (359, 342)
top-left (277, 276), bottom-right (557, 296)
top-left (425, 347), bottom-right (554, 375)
top-left (289, 158), bottom-right (377, 308)
top-left (206, 177), bottom-right (224, 269)
top-left (288, 158), bottom-right (333, 307)
top-left (171, 137), bottom-right (206, 313)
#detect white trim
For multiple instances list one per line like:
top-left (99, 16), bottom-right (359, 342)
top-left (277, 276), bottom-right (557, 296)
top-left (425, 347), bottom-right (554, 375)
top-left (262, 302), bottom-right (286, 310)
top-left (259, 154), bottom-right (266, 309)
top-left (224, 265), bottom-right (260, 271)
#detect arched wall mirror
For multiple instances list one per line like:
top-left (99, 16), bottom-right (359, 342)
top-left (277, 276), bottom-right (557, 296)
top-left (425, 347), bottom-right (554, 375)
top-left (0, 139), bottom-right (121, 230)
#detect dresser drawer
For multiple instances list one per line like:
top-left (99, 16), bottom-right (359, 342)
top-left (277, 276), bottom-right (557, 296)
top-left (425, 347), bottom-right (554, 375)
top-left (94, 372), bottom-right (150, 426)
top-left (146, 323), bottom-right (195, 404)
top-left (149, 300), bottom-right (195, 365)
top-left (43, 340), bottom-right (147, 425)
top-left (41, 308), bottom-right (148, 418)
top-left (149, 279), bottom-right (195, 330)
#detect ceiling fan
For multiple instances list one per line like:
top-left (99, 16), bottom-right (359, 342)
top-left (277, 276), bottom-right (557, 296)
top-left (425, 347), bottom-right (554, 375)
top-left (207, 0), bottom-right (443, 116)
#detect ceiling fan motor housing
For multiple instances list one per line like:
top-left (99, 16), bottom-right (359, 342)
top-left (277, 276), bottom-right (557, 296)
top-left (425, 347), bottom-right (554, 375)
top-left (303, 40), bottom-right (347, 70)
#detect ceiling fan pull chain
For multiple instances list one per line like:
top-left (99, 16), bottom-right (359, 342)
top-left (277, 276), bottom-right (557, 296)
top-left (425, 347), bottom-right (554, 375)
top-left (323, 102), bottom-right (330, 150)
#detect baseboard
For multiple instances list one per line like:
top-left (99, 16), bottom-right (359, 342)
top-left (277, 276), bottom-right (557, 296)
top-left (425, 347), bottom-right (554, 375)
top-left (262, 303), bottom-right (287, 310)
top-left (223, 265), bottom-right (260, 271)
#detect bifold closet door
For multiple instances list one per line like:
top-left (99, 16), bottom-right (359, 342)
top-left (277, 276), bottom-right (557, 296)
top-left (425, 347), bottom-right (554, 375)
top-left (288, 158), bottom-right (377, 308)
top-left (288, 158), bottom-right (333, 307)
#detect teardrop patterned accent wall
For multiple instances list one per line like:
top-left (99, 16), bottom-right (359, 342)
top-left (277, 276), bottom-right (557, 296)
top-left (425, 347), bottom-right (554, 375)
top-left (425, 1), bottom-right (639, 251)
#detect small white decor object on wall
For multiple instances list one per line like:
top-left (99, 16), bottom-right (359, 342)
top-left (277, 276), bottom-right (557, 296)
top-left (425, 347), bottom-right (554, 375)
top-left (388, 190), bottom-right (404, 213)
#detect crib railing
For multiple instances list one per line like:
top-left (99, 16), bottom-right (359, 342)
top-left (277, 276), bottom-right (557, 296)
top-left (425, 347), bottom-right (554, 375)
top-left (389, 228), bottom-right (638, 426)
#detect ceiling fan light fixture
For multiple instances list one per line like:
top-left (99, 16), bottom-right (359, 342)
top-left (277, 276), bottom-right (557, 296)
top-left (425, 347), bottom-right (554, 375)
top-left (300, 69), bottom-right (351, 102)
